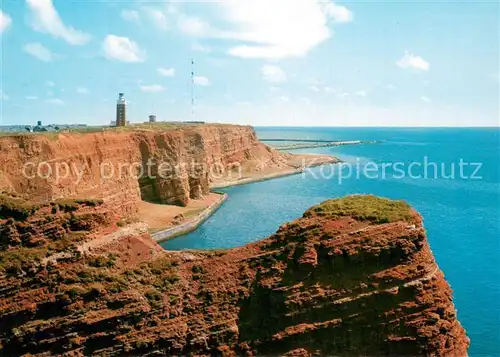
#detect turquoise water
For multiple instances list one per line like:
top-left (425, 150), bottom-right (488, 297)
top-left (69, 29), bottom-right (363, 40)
top-left (161, 127), bottom-right (500, 355)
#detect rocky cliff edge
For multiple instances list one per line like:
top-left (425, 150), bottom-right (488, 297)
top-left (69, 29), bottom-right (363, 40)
top-left (0, 124), bottom-right (293, 212)
top-left (0, 194), bottom-right (469, 356)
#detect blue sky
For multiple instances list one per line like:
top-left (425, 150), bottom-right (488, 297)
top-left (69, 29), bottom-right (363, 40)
top-left (0, 0), bottom-right (498, 127)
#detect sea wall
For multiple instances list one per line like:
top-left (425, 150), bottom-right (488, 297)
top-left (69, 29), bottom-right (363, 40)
top-left (0, 125), bottom-right (289, 217)
top-left (152, 192), bottom-right (227, 242)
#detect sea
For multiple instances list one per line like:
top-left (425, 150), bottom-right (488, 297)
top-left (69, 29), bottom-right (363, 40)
top-left (161, 127), bottom-right (500, 356)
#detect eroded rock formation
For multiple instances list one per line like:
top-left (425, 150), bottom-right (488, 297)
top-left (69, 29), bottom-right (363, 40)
top-left (0, 194), bottom-right (469, 356)
top-left (0, 125), bottom-right (290, 211)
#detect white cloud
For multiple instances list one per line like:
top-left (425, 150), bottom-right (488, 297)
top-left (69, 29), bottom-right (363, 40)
top-left (0, 90), bottom-right (9, 101)
top-left (278, 96), bottom-right (290, 102)
top-left (218, 0), bottom-right (352, 59)
top-left (140, 84), bottom-right (165, 92)
top-left (194, 76), bottom-right (210, 86)
top-left (46, 98), bottom-right (64, 105)
top-left (0, 10), bottom-right (12, 33)
top-left (355, 90), bottom-right (367, 97)
top-left (157, 67), bottom-right (175, 77)
top-left (397, 51), bottom-right (430, 71)
top-left (23, 42), bottom-right (55, 62)
top-left (166, 5), bottom-right (178, 15)
top-left (148, 2), bottom-right (351, 59)
top-left (262, 65), bottom-right (287, 83)
top-left (46, 81), bottom-right (55, 87)
top-left (321, 2), bottom-right (353, 23)
top-left (102, 35), bottom-right (145, 62)
top-left (26, 0), bottom-right (90, 45)
top-left (421, 96), bottom-right (431, 102)
top-left (77, 87), bottom-right (89, 94)
top-left (121, 9), bottom-right (140, 24)
top-left (178, 16), bottom-right (211, 36)
top-left (26, 96), bottom-right (38, 100)
top-left (383, 84), bottom-right (397, 90)
top-left (144, 8), bottom-right (168, 30)
top-left (309, 85), bottom-right (320, 92)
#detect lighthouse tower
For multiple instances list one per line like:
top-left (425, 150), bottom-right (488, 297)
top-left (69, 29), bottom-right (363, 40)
top-left (116, 93), bottom-right (127, 127)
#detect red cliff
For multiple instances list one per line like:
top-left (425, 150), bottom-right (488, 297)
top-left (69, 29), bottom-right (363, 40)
top-left (0, 124), bottom-right (290, 212)
top-left (0, 194), bottom-right (469, 356)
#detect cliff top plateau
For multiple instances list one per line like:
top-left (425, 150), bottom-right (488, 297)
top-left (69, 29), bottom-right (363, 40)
top-left (0, 192), bottom-right (469, 356)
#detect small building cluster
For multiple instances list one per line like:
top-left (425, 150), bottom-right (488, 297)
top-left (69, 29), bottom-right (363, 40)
top-left (23, 120), bottom-right (87, 133)
top-left (110, 92), bottom-right (204, 127)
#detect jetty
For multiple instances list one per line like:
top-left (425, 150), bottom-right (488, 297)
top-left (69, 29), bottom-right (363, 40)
top-left (260, 139), bottom-right (376, 151)
top-left (260, 138), bottom-right (339, 143)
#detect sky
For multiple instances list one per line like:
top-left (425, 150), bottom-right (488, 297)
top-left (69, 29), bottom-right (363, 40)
top-left (0, 0), bottom-right (498, 127)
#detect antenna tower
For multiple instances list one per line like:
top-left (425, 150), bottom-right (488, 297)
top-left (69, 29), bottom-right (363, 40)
top-left (191, 59), bottom-right (195, 120)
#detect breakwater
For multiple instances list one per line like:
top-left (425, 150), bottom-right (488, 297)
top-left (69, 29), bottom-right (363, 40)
top-left (262, 140), bottom-right (377, 151)
top-left (260, 138), bottom-right (337, 143)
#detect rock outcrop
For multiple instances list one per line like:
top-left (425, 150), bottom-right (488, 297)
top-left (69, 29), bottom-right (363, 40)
top-left (0, 124), bottom-right (289, 212)
top-left (0, 195), bottom-right (469, 356)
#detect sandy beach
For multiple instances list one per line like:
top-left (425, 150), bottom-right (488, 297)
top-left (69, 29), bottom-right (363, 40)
top-left (210, 153), bottom-right (340, 188)
top-left (138, 192), bottom-right (223, 231)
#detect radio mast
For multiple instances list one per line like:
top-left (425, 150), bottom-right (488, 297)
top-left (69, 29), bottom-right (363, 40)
top-left (191, 59), bottom-right (195, 120)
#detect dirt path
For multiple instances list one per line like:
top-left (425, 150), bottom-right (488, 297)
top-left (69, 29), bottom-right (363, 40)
top-left (77, 222), bottom-right (149, 255)
top-left (41, 223), bottom-right (149, 265)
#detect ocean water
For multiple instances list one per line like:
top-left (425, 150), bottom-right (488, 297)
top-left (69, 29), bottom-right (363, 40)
top-left (161, 127), bottom-right (500, 355)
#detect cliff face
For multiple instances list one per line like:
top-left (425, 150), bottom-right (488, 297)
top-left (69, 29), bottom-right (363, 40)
top-left (0, 125), bottom-right (288, 212)
top-left (0, 195), bottom-right (469, 356)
